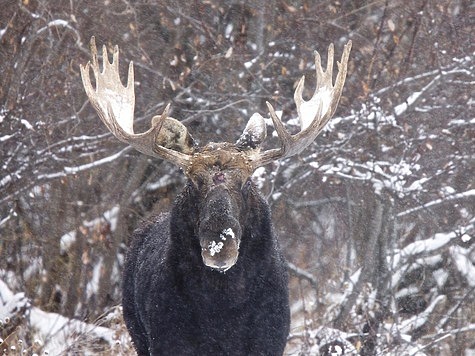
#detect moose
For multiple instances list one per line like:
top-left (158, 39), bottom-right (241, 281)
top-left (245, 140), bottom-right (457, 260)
top-left (80, 37), bottom-right (351, 355)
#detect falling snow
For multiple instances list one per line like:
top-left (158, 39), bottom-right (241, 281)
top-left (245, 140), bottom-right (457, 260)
top-left (0, 2), bottom-right (473, 354)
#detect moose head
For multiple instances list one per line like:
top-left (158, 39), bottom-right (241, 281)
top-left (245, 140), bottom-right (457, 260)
top-left (80, 37), bottom-right (351, 272)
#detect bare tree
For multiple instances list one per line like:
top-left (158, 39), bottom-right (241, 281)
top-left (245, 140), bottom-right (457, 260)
top-left (1, 0), bottom-right (473, 354)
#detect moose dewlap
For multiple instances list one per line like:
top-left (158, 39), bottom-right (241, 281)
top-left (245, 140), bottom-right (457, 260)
top-left (80, 36), bottom-right (351, 355)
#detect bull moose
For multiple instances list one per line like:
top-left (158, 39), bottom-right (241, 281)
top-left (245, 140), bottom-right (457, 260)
top-left (80, 37), bottom-right (351, 355)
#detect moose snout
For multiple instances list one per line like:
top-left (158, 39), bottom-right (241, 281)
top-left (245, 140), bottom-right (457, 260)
top-left (202, 252), bottom-right (237, 272)
top-left (199, 223), bottom-right (241, 272)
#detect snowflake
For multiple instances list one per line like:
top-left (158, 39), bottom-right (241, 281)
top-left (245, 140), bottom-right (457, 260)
top-left (208, 241), bottom-right (224, 256)
top-left (220, 228), bottom-right (235, 241)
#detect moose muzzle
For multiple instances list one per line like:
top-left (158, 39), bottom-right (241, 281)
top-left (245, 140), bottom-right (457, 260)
top-left (198, 187), bottom-right (242, 272)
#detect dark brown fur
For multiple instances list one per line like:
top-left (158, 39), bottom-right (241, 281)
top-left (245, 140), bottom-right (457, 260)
top-left (122, 155), bottom-right (290, 355)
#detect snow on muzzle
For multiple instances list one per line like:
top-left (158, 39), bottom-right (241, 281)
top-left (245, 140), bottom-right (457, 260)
top-left (198, 185), bottom-right (243, 272)
top-left (199, 222), bottom-right (241, 272)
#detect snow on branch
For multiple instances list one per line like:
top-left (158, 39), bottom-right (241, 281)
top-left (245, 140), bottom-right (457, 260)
top-left (0, 280), bottom-right (29, 322)
top-left (398, 295), bottom-right (447, 335)
top-left (287, 261), bottom-right (318, 290)
top-left (375, 55), bottom-right (473, 96)
top-left (35, 19), bottom-right (81, 46)
top-left (60, 206), bottom-right (120, 254)
top-left (390, 220), bottom-right (475, 288)
top-left (38, 146), bottom-right (131, 179)
top-left (36, 132), bottom-right (111, 156)
top-left (394, 74), bottom-right (441, 116)
top-left (316, 156), bottom-right (426, 198)
top-left (288, 326), bottom-right (358, 355)
top-left (0, 147), bottom-right (132, 206)
top-left (450, 245), bottom-right (475, 287)
top-left (397, 189), bottom-right (475, 218)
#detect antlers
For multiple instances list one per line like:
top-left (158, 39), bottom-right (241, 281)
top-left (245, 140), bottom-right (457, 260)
top-left (248, 40), bottom-right (352, 168)
top-left (80, 37), bottom-right (194, 170)
top-left (80, 37), bottom-right (351, 172)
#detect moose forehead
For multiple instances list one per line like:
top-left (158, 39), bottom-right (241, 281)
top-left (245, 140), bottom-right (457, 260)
top-left (186, 142), bottom-right (254, 182)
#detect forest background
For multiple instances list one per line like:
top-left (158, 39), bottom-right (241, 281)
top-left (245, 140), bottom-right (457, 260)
top-left (1, 0), bottom-right (473, 354)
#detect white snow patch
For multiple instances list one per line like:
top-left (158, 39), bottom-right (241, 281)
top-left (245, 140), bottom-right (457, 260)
top-left (332, 345), bottom-right (343, 355)
top-left (60, 231), bottom-right (77, 254)
top-left (251, 166), bottom-right (267, 190)
top-left (0, 107), bottom-right (7, 124)
top-left (0, 281), bottom-right (29, 322)
top-left (225, 23), bottom-right (233, 38)
top-left (0, 279), bottom-right (121, 354)
top-left (244, 57), bottom-right (259, 69)
top-left (432, 268), bottom-right (449, 288)
top-left (290, 326), bottom-right (358, 355)
top-left (220, 228), bottom-right (234, 241)
top-left (28, 306), bottom-right (115, 354)
top-left (0, 134), bottom-right (14, 142)
top-left (208, 241), bottom-right (224, 256)
top-left (450, 246), bottom-right (475, 287)
top-left (399, 295), bottom-right (446, 334)
top-left (86, 257), bottom-right (103, 299)
top-left (0, 174), bottom-right (12, 188)
top-left (395, 286), bottom-right (419, 299)
top-left (461, 233), bottom-right (471, 243)
top-left (146, 174), bottom-right (173, 191)
top-left (391, 230), bottom-right (457, 269)
top-left (36, 147), bottom-right (131, 180)
top-left (21, 119), bottom-right (33, 130)
top-left (395, 90), bottom-right (423, 116)
top-left (60, 206), bottom-right (119, 253)
top-left (36, 19), bottom-right (70, 34)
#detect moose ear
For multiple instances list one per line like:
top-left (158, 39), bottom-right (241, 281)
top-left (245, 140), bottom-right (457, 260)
top-left (151, 115), bottom-right (195, 154)
top-left (236, 113), bottom-right (267, 150)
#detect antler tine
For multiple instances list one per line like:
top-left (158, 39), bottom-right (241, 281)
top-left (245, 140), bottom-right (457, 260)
top-left (250, 40), bottom-right (352, 168)
top-left (80, 37), bottom-right (194, 170)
